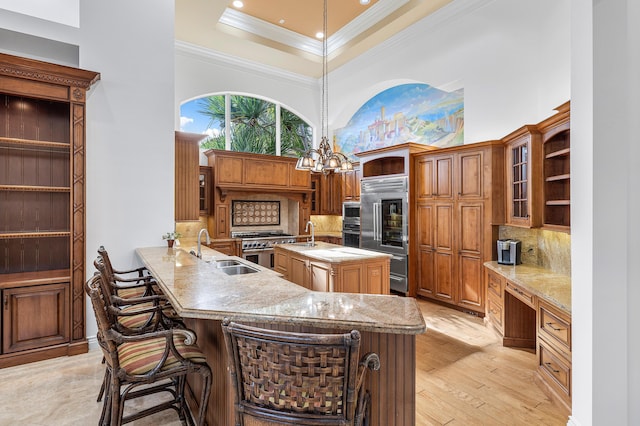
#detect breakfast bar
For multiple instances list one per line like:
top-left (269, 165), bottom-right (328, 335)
top-left (136, 246), bottom-right (426, 426)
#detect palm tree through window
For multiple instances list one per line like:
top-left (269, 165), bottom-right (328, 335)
top-left (187, 94), bottom-right (311, 157)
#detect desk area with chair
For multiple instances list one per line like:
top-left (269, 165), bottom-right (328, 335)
top-left (135, 246), bottom-right (426, 426)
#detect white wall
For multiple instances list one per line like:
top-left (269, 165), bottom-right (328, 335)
top-left (80, 1), bottom-right (175, 339)
top-left (0, 0), bottom-right (176, 341)
top-left (330, 0), bottom-right (570, 143)
top-left (571, 0), bottom-right (640, 424)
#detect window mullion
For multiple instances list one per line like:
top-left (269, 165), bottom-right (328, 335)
top-left (275, 103), bottom-right (281, 156)
top-left (225, 93), bottom-right (231, 150)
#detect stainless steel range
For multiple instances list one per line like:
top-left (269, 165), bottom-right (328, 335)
top-left (232, 230), bottom-right (296, 269)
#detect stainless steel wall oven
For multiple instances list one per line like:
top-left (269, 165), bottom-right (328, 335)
top-left (342, 202), bottom-right (361, 248)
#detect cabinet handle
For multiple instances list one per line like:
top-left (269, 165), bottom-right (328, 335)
top-left (4, 295), bottom-right (7, 310)
top-left (544, 362), bottom-right (560, 373)
top-left (545, 322), bottom-right (564, 332)
top-left (511, 286), bottom-right (529, 299)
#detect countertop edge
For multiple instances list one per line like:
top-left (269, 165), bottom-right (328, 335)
top-left (136, 246), bottom-right (425, 335)
top-left (484, 261), bottom-right (571, 314)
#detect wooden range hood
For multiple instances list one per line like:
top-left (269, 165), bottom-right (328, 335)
top-left (204, 149), bottom-right (312, 201)
top-left (204, 149), bottom-right (313, 238)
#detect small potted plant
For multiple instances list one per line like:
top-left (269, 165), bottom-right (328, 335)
top-left (162, 231), bottom-right (182, 248)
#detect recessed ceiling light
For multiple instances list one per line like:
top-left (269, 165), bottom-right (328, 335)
top-left (360, 0), bottom-right (371, 4)
top-left (232, 1), bottom-right (243, 8)
top-left (315, 32), bottom-right (324, 39)
top-left (279, 19), bottom-right (285, 24)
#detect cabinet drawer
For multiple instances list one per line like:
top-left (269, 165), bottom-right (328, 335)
top-left (538, 340), bottom-right (571, 397)
top-left (505, 281), bottom-right (535, 308)
top-left (487, 270), bottom-right (504, 298)
top-left (486, 294), bottom-right (504, 332)
top-left (538, 300), bottom-right (571, 354)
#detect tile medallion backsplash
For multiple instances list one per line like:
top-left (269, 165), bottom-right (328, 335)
top-left (232, 200), bottom-right (280, 226)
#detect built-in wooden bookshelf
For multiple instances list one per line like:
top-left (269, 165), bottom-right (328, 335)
top-left (0, 52), bottom-right (99, 367)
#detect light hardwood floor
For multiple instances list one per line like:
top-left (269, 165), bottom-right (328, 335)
top-left (0, 298), bottom-right (568, 425)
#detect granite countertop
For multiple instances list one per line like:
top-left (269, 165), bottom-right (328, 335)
top-left (136, 246), bottom-right (425, 335)
top-left (275, 241), bottom-right (391, 263)
top-left (484, 261), bottom-right (571, 313)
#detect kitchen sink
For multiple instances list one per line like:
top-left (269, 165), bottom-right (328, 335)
top-left (290, 242), bottom-right (316, 247)
top-left (218, 264), bottom-right (260, 275)
top-left (214, 259), bottom-right (242, 267)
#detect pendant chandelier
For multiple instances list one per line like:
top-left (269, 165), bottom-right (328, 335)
top-left (296, 0), bottom-right (354, 174)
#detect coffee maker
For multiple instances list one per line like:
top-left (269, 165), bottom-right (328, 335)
top-left (497, 239), bottom-right (521, 265)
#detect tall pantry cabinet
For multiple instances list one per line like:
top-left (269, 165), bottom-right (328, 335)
top-left (412, 141), bottom-right (504, 314)
top-left (0, 53), bottom-right (100, 368)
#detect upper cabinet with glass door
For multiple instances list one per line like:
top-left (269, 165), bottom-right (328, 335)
top-left (503, 125), bottom-right (543, 228)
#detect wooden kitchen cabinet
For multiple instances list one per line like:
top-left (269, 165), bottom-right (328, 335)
top-left (0, 53), bottom-right (99, 367)
top-left (318, 173), bottom-right (343, 215)
top-left (412, 142), bottom-right (503, 314)
top-left (341, 167), bottom-right (361, 202)
top-left (309, 261), bottom-right (332, 292)
top-left (537, 298), bottom-right (572, 412)
top-left (208, 239), bottom-right (238, 257)
top-left (415, 153), bottom-right (453, 200)
top-left (2, 282), bottom-right (69, 354)
top-left (175, 131), bottom-right (206, 221)
top-left (485, 268), bottom-right (505, 334)
top-left (310, 174), bottom-right (320, 214)
top-left (206, 149), bottom-right (311, 195)
top-left (503, 125), bottom-right (543, 228)
top-left (199, 166), bottom-right (212, 216)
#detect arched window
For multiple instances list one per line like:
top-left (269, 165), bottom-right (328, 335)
top-left (180, 94), bottom-right (312, 157)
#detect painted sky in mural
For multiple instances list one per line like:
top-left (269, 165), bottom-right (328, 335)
top-left (335, 83), bottom-right (464, 160)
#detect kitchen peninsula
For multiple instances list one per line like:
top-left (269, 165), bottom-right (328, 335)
top-left (136, 246), bottom-right (425, 426)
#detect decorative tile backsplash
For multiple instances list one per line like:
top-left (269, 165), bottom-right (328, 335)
top-left (232, 200), bottom-right (280, 226)
top-left (498, 226), bottom-right (571, 275)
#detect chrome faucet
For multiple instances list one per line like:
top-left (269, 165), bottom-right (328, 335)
top-left (304, 221), bottom-right (315, 247)
top-left (197, 228), bottom-right (211, 258)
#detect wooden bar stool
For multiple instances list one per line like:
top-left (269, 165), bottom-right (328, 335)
top-left (86, 274), bottom-right (212, 425)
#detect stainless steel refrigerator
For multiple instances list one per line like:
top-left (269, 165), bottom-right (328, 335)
top-left (360, 176), bottom-right (409, 294)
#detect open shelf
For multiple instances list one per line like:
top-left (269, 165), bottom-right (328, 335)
top-left (0, 185), bottom-right (70, 192)
top-left (545, 147), bottom-right (570, 159)
top-left (0, 136), bottom-right (70, 149)
top-left (546, 200), bottom-right (570, 206)
top-left (0, 231), bottom-right (71, 239)
top-left (543, 129), bottom-right (570, 229)
top-left (545, 174), bottom-right (570, 182)
top-left (0, 269), bottom-right (70, 288)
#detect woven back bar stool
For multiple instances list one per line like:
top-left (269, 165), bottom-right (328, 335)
top-left (221, 319), bottom-right (380, 426)
top-left (86, 274), bottom-right (212, 426)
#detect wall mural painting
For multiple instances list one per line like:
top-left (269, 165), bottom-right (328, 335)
top-left (334, 83), bottom-right (464, 160)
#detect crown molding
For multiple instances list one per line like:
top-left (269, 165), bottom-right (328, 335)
top-left (175, 40), bottom-right (318, 89)
top-left (219, 0), bottom-right (408, 56)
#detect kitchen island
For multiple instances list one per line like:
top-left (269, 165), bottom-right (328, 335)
top-left (136, 246), bottom-right (425, 426)
top-left (274, 241), bottom-right (392, 294)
